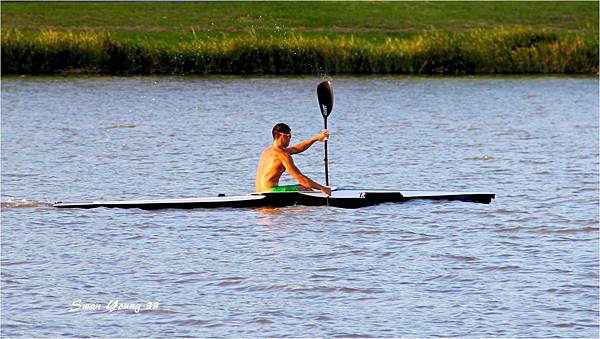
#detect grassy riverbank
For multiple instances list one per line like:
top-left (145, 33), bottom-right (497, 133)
top-left (3, 28), bottom-right (597, 75)
top-left (1, 2), bottom-right (598, 75)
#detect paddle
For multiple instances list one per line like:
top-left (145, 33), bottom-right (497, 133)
top-left (317, 80), bottom-right (333, 187)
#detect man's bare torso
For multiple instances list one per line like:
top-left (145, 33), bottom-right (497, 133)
top-left (255, 146), bottom-right (286, 192)
top-left (255, 127), bottom-right (330, 195)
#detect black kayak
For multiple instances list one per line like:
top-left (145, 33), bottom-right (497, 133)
top-left (53, 188), bottom-right (495, 210)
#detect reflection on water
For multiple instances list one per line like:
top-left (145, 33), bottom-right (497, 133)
top-left (1, 76), bottom-right (598, 337)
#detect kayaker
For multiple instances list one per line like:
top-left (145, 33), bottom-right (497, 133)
top-left (256, 123), bottom-right (331, 195)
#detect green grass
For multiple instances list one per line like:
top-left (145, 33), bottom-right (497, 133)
top-left (2, 1), bottom-right (597, 34)
top-left (3, 28), bottom-right (597, 75)
top-left (1, 2), bottom-right (597, 75)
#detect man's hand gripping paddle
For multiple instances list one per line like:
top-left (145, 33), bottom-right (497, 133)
top-left (317, 80), bottom-right (333, 188)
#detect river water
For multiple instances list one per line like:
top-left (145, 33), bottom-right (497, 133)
top-left (1, 76), bottom-right (598, 337)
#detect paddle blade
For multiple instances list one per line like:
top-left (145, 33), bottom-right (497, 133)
top-left (317, 80), bottom-right (334, 117)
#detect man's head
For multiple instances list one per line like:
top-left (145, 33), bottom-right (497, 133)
top-left (272, 123), bottom-right (292, 146)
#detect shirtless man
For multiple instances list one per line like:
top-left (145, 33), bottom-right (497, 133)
top-left (255, 123), bottom-right (331, 195)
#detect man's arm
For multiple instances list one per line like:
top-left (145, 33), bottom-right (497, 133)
top-left (286, 129), bottom-right (329, 155)
top-left (278, 152), bottom-right (331, 195)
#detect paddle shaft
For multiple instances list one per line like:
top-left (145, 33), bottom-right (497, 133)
top-left (323, 116), bottom-right (329, 186)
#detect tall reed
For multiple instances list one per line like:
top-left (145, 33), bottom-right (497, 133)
top-left (2, 28), bottom-right (597, 74)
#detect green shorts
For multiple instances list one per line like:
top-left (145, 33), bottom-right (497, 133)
top-left (269, 185), bottom-right (300, 192)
